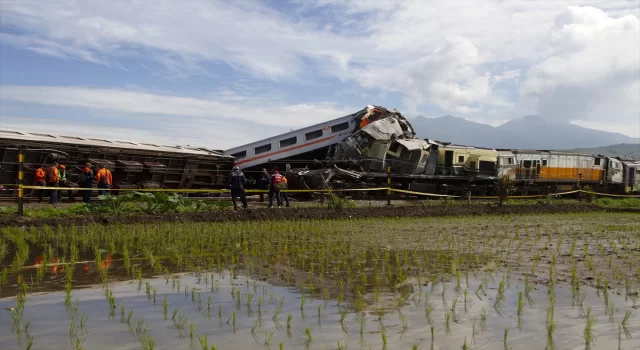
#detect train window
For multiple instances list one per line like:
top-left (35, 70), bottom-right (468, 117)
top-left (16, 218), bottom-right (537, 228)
top-left (388, 142), bottom-right (400, 153)
top-left (231, 150), bottom-right (247, 159)
top-left (279, 136), bottom-right (297, 148)
top-left (508, 158), bottom-right (514, 164)
top-left (523, 160), bottom-right (532, 168)
top-left (458, 156), bottom-right (464, 163)
top-left (254, 144), bottom-right (272, 154)
top-left (31, 132), bottom-right (55, 138)
top-left (595, 158), bottom-right (601, 166)
top-left (305, 129), bottom-right (323, 140)
top-left (331, 122), bottom-right (349, 133)
top-left (542, 160), bottom-right (548, 166)
top-left (61, 135), bottom-right (84, 141)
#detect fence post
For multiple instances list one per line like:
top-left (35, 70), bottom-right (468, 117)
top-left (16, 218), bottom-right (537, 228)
top-left (17, 145), bottom-right (24, 216)
top-left (386, 162), bottom-right (391, 206)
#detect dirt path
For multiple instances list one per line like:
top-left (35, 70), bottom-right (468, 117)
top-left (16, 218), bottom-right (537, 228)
top-left (1, 203), bottom-right (637, 228)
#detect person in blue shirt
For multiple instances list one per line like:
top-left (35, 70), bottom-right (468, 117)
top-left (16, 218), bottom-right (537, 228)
top-left (228, 166), bottom-right (248, 210)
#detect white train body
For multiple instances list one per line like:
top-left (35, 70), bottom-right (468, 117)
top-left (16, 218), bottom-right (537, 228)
top-left (224, 105), bottom-right (410, 170)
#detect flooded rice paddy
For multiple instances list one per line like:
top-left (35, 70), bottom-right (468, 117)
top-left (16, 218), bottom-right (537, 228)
top-left (0, 212), bottom-right (639, 349)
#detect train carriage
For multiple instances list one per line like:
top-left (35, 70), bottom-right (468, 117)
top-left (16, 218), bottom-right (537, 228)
top-left (0, 129), bottom-right (234, 199)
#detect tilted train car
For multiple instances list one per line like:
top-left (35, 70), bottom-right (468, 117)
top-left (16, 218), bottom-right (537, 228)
top-left (0, 129), bottom-right (234, 199)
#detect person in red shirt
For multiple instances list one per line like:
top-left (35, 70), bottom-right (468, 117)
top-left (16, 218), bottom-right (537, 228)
top-left (269, 167), bottom-right (284, 208)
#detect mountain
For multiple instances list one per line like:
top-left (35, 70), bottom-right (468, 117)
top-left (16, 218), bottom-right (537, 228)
top-left (563, 144), bottom-right (640, 160)
top-left (410, 115), bottom-right (640, 150)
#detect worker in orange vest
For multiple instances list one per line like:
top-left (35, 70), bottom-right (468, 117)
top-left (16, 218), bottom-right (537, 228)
top-left (34, 167), bottom-right (46, 202)
top-left (47, 162), bottom-right (60, 204)
top-left (95, 165), bottom-right (112, 195)
top-left (281, 175), bottom-right (290, 207)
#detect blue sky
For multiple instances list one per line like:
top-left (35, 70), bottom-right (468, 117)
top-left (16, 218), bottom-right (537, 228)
top-left (0, 0), bottom-right (639, 149)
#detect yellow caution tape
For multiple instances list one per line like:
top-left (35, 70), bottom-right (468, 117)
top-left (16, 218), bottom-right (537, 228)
top-left (20, 185), bottom-right (389, 194)
top-left (389, 188), bottom-right (460, 198)
top-left (14, 186), bottom-right (640, 198)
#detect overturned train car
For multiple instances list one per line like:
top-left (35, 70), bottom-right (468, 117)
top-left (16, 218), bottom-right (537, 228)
top-left (0, 129), bottom-right (234, 199)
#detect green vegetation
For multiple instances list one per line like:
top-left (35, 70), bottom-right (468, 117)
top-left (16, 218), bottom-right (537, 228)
top-left (0, 212), bottom-right (639, 349)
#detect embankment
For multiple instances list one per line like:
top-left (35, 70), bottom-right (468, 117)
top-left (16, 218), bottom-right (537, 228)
top-left (1, 203), bottom-right (637, 228)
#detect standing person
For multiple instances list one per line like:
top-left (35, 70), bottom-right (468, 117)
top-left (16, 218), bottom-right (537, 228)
top-left (47, 162), bottom-right (60, 204)
top-left (81, 163), bottom-right (94, 203)
top-left (95, 164), bottom-right (112, 195)
top-left (228, 166), bottom-right (248, 210)
top-left (281, 174), bottom-right (290, 207)
top-left (269, 167), bottom-right (284, 208)
top-left (57, 164), bottom-right (74, 201)
top-left (258, 168), bottom-right (271, 202)
top-left (34, 166), bottom-right (46, 202)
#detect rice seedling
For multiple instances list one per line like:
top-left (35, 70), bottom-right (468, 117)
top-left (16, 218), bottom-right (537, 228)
top-left (584, 306), bottom-right (597, 349)
top-left (445, 311), bottom-right (451, 335)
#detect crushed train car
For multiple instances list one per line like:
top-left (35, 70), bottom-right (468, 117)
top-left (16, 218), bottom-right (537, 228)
top-left (0, 129), bottom-right (234, 199)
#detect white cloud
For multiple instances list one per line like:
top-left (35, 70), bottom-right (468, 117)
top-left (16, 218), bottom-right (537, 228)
top-left (0, 0), bottom-right (639, 133)
top-left (0, 85), bottom-right (358, 148)
top-left (521, 6), bottom-right (640, 128)
top-left (354, 36), bottom-right (493, 114)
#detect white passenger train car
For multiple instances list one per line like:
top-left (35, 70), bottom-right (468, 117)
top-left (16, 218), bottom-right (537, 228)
top-left (223, 105), bottom-right (402, 170)
top-left (224, 115), bottom-right (355, 170)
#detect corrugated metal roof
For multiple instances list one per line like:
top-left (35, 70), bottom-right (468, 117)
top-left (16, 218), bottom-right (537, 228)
top-left (0, 128), bottom-right (233, 158)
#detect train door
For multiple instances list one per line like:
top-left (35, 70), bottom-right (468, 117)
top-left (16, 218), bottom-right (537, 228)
top-left (445, 150), bottom-right (454, 175)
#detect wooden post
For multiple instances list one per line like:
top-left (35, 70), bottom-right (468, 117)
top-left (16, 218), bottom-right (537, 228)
top-left (386, 163), bottom-right (391, 206)
top-left (17, 146), bottom-right (24, 216)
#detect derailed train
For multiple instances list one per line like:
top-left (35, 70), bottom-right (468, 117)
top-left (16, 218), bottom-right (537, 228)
top-left (1, 105), bottom-right (638, 200)
top-left (0, 129), bottom-right (234, 199)
top-left (225, 105), bottom-right (640, 196)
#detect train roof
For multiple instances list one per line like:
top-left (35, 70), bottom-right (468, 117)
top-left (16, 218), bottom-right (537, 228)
top-left (0, 128), bottom-right (234, 159)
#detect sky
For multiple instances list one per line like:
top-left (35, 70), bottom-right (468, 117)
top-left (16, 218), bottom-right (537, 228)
top-left (0, 0), bottom-right (639, 149)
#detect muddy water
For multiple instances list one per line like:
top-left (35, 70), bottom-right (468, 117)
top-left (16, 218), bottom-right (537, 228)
top-left (1, 270), bottom-right (637, 350)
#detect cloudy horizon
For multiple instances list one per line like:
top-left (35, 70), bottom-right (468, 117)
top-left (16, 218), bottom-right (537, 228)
top-left (1, 0), bottom-right (639, 149)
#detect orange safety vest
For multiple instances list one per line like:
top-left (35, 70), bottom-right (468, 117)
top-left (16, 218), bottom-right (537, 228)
top-left (35, 168), bottom-right (46, 182)
top-left (47, 166), bottom-right (59, 183)
top-left (96, 168), bottom-right (112, 185)
top-left (282, 176), bottom-right (287, 184)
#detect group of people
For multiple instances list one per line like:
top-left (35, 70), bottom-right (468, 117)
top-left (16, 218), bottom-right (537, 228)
top-left (228, 166), bottom-right (290, 210)
top-left (34, 162), bottom-right (113, 204)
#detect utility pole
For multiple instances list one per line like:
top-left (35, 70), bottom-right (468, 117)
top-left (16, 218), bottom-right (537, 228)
top-left (17, 145), bottom-right (24, 216)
